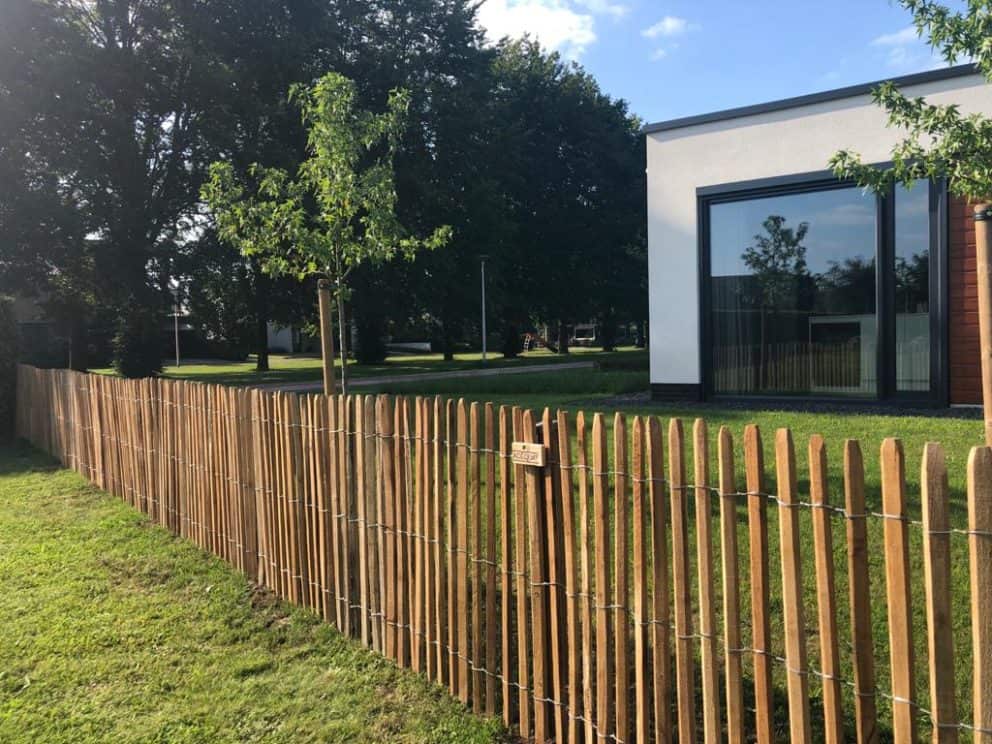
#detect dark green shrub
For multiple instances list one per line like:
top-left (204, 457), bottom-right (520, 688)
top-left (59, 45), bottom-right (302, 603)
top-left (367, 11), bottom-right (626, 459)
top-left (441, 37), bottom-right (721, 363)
top-left (113, 307), bottom-right (163, 378)
top-left (0, 297), bottom-right (17, 442)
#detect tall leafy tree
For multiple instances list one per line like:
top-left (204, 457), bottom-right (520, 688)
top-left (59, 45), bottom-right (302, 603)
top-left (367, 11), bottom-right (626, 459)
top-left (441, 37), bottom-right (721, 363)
top-left (202, 72), bottom-right (450, 394)
top-left (485, 40), bottom-right (646, 353)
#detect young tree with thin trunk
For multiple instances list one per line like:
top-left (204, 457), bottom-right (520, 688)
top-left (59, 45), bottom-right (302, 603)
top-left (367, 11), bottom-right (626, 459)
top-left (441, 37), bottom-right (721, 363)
top-left (202, 72), bottom-right (450, 394)
top-left (830, 0), bottom-right (992, 443)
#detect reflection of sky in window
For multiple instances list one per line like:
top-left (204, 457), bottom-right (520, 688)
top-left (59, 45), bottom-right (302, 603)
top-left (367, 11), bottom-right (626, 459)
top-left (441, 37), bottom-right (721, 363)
top-left (710, 187), bottom-right (876, 277)
top-left (895, 181), bottom-right (929, 262)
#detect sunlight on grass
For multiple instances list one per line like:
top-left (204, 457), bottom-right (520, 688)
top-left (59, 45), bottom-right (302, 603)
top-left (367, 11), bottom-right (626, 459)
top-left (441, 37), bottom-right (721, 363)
top-left (0, 445), bottom-right (504, 744)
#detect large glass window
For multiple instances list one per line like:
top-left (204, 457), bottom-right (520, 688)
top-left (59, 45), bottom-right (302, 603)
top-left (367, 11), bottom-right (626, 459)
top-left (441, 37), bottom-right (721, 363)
top-left (710, 185), bottom-right (880, 397)
top-left (706, 180), bottom-right (936, 399)
top-left (895, 181), bottom-right (931, 392)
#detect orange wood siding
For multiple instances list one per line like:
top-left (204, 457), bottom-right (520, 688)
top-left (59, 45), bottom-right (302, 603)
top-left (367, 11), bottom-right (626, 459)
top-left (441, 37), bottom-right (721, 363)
top-left (949, 195), bottom-right (982, 405)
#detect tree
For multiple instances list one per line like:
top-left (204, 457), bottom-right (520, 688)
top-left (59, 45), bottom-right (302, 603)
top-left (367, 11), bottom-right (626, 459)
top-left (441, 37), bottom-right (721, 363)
top-left (202, 72), bottom-right (450, 394)
top-left (829, 0), bottom-right (992, 442)
top-left (485, 40), bottom-right (647, 354)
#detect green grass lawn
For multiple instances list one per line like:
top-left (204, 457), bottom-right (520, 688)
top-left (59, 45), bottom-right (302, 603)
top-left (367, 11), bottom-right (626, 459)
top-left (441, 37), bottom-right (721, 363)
top-left (0, 443), bottom-right (504, 744)
top-left (91, 347), bottom-right (647, 387)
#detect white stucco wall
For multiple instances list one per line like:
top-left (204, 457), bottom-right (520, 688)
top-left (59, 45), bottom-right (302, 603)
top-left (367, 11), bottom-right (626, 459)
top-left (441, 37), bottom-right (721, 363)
top-left (647, 71), bottom-right (992, 386)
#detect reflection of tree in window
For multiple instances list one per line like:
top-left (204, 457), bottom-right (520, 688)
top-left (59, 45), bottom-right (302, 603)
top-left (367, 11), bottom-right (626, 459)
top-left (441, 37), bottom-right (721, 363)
top-left (741, 215), bottom-right (809, 391)
top-left (895, 250), bottom-right (929, 313)
top-left (817, 256), bottom-right (876, 313)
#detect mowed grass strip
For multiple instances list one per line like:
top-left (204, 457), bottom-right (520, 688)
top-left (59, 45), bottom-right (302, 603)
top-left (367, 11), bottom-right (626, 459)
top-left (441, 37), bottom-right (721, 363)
top-left (90, 348), bottom-right (648, 388)
top-left (0, 444), bottom-right (504, 744)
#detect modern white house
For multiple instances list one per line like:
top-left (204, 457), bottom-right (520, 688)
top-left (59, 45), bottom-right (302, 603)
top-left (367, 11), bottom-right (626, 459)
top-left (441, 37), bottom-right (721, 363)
top-left (645, 63), bottom-right (992, 406)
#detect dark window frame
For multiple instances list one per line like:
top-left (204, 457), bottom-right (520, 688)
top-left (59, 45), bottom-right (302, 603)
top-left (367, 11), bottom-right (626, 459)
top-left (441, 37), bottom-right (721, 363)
top-left (696, 169), bottom-right (948, 406)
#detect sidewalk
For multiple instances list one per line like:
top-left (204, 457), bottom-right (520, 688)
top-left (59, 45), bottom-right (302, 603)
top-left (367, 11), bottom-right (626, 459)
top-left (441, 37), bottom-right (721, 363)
top-left (258, 360), bottom-right (596, 393)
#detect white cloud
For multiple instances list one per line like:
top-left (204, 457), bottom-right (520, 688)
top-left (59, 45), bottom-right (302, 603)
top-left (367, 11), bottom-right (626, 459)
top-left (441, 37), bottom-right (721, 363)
top-left (575, 0), bottom-right (630, 19)
top-left (641, 16), bottom-right (690, 39)
top-left (649, 48), bottom-right (668, 61)
top-left (476, 0), bottom-right (597, 58)
top-left (871, 26), bottom-right (919, 47)
top-left (870, 25), bottom-right (944, 71)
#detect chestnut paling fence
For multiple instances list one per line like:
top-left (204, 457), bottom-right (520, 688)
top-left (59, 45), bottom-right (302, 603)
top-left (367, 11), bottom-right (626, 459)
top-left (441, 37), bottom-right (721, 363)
top-left (14, 364), bottom-right (992, 744)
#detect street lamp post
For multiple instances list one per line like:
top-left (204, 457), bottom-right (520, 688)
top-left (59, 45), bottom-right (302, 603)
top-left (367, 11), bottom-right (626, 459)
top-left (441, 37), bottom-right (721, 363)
top-left (172, 286), bottom-right (181, 368)
top-left (480, 255), bottom-right (488, 363)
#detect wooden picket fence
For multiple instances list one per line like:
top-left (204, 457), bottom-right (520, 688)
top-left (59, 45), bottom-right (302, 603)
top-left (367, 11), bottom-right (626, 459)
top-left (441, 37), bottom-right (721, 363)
top-left (13, 364), bottom-right (992, 743)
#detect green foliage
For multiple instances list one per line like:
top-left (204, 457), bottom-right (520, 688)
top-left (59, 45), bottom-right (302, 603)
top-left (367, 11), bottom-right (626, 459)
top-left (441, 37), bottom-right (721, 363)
top-left (0, 297), bottom-right (17, 442)
top-left (112, 308), bottom-right (162, 379)
top-left (830, 1), bottom-right (992, 201)
top-left (202, 72), bottom-right (451, 299)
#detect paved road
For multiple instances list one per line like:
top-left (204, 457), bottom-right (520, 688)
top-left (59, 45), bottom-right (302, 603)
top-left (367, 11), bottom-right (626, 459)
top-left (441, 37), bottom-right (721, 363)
top-left (259, 360), bottom-right (596, 393)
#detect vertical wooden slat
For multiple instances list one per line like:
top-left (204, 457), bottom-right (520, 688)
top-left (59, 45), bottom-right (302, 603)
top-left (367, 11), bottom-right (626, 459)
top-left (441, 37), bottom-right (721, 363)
top-left (340, 395), bottom-right (353, 637)
top-left (969, 446), bottom-right (992, 744)
top-left (776, 428), bottom-right (812, 742)
top-left (694, 419), bottom-right (721, 743)
top-left (745, 424), bottom-right (774, 744)
top-left (881, 438), bottom-right (918, 744)
top-left (456, 399), bottom-right (471, 703)
top-left (557, 410), bottom-right (581, 744)
top-left (669, 418), bottom-right (696, 743)
top-left (844, 440), bottom-right (878, 744)
top-left (809, 434), bottom-right (843, 744)
top-left (543, 408), bottom-right (566, 744)
top-left (412, 397), bottom-right (425, 673)
top-left (421, 398), bottom-right (434, 680)
top-left (577, 412), bottom-right (596, 744)
top-left (470, 402), bottom-right (483, 707)
top-left (648, 416), bottom-right (670, 744)
top-left (484, 402), bottom-right (498, 715)
top-left (592, 412), bottom-right (613, 741)
top-left (499, 405), bottom-right (513, 725)
top-left (512, 406), bottom-right (531, 739)
top-left (434, 396), bottom-right (447, 683)
top-left (718, 426), bottom-right (743, 742)
top-left (446, 399), bottom-right (458, 694)
top-left (395, 396), bottom-right (411, 658)
top-left (632, 417), bottom-right (650, 744)
top-left (525, 408), bottom-right (550, 743)
top-left (614, 413), bottom-right (630, 744)
top-left (380, 396), bottom-right (396, 657)
top-left (921, 442), bottom-right (957, 744)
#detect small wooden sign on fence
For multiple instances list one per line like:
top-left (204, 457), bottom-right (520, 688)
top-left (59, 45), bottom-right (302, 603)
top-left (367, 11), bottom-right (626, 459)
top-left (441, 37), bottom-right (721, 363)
top-left (511, 441), bottom-right (546, 467)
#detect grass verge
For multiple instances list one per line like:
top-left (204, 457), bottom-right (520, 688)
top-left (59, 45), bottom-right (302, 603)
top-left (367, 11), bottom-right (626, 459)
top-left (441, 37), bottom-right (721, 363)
top-left (0, 443), bottom-right (503, 744)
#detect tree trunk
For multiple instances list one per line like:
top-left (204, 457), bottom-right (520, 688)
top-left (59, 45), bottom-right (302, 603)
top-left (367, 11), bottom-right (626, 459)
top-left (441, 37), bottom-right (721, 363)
top-left (255, 273), bottom-right (270, 372)
top-left (974, 204), bottom-right (992, 444)
top-left (557, 321), bottom-right (570, 355)
top-left (336, 292), bottom-right (348, 396)
top-left (317, 279), bottom-right (336, 395)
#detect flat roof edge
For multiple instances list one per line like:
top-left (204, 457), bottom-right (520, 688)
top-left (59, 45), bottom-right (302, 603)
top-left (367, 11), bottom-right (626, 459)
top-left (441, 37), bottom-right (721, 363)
top-left (642, 63), bottom-right (981, 135)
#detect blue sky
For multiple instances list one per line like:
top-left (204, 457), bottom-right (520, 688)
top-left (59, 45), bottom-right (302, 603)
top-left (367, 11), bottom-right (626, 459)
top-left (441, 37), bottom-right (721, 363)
top-left (475, 0), bottom-right (969, 125)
